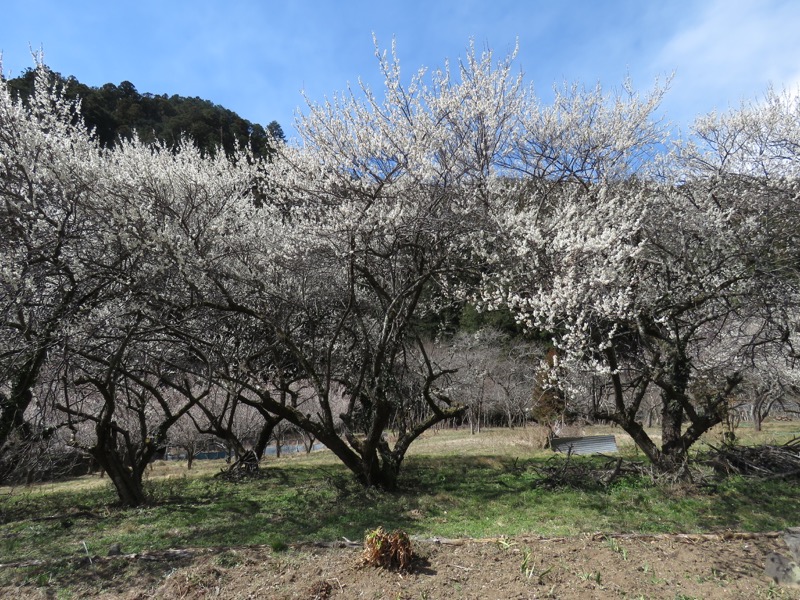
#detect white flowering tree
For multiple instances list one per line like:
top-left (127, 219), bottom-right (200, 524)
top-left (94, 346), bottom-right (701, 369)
top-left (0, 58), bottom-right (261, 501)
top-left (56, 133), bottom-right (259, 505)
top-left (481, 84), bottom-right (800, 471)
top-left (679, 87), bottom-right (800, 435)
top-left (178, 41), bottom-right (529, 488)
top-left (0, 62), bottom-right (110, 476)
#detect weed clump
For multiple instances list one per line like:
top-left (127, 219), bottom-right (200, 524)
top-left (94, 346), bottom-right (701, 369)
top-left (361, 527), bottom-right (413, 571)
top-left (308, 579), bottom-right (333, 599)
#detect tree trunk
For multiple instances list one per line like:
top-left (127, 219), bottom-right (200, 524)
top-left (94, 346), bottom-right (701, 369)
top-left (254, 419), bottom-right (279, 460)
top-left (302, 431), bottom-right (316, 453)
top-left (753, 411), bottom-right (763, 432)
top-left (0, 389), bottom-right (32, 452)
top-left (0, 355), bottom-right (44, 479)
top-left (661, 397), bottom-right (684, 457)
top-left (370, 456), bottom-right (401, 490)
top-left (659, 349), bottom-right (691, 467)
top-left (614, 417), bottom-right (661, 464)
top-left (356, 442), bottom-right (402, 490)
top-left (91, 447), bottom-right (146, 507)
top-left (752, 395), bottom-right (772, 433)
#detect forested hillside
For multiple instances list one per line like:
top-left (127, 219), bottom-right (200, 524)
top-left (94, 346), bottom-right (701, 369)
top-left (4, 67), bottom-right (284, 158)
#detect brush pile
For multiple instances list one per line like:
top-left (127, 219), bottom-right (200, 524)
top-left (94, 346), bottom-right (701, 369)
top-left (703, 438), bottom-right (800, 478)
top-left (529, 454), bottom-right (653, 489)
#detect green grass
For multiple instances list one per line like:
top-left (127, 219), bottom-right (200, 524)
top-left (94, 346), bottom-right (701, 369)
top-left (1, 424), bottom-right (798, 569)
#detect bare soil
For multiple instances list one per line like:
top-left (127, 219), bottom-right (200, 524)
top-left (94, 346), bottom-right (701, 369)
top-left (3, 532), bottom-right (797, 599)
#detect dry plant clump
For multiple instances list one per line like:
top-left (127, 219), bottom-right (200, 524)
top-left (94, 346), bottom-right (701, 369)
top-left (361, 527), bottom-right (414, 571)
top-left (307, 579), bottom-right (333, 599)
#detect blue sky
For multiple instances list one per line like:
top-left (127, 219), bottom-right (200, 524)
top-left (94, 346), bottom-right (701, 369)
top-left (2, 0), bottom-right (799, 139)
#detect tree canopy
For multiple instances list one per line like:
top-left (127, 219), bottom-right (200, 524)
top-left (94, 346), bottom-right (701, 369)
top-left (1, 47), bottom-right (798, 505)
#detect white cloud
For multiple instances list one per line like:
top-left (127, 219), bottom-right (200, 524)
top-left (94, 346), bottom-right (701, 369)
top-left (654, 0), bottom-right (800, 122)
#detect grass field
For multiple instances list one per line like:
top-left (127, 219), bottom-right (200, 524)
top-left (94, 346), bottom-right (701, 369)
top-left (1, 422), bottom-right (798, 571)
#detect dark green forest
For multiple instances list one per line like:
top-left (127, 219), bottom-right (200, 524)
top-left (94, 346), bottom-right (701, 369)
top-left (4, 68), bottom-right (284, 159)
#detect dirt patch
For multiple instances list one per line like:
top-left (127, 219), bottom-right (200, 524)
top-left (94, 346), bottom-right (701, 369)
top-left (2, 533), bottom-right (797, 599)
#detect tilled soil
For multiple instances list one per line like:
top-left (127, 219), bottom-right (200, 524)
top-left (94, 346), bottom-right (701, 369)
top-left (3, 532), bottom-right (798, 599)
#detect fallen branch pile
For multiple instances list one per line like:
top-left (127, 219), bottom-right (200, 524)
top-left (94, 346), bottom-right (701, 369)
top-left (528, 454), bottom-right (653, 489)
top-left (702, 438), bottom-right (800, 478)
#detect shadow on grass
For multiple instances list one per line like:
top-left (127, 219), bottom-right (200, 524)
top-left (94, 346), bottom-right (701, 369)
top-left (695, 476), bottom-right (800, 532)
top-left (2, 454), bottom-right (798, 570)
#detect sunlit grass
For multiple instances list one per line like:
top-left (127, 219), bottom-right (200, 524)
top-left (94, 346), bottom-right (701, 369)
top-left (1, 422), bottom-right (797, 569)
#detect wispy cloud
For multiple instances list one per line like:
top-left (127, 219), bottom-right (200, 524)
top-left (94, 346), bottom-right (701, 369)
top-left (654, 0), bottom-right (800, 124)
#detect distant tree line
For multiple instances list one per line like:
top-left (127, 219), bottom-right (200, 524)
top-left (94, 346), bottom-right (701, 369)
top-left (4, 67), bottom-right (285, 158)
